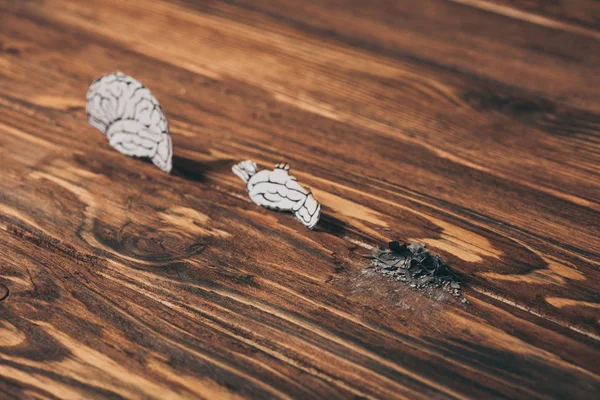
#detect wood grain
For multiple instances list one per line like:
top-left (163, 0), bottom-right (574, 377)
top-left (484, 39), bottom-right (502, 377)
top-left (455, 0), bottom-right (600, 36)
top-left (1, 0), bottom-right (599, 398)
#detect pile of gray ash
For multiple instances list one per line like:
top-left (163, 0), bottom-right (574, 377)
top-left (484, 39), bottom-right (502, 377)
top-left (365, 241), bottom-right (463, 298)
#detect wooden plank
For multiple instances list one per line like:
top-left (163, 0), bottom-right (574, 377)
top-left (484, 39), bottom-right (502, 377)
top-left (0, 0), bottom-right (599, 398)
top-left (168, 0), bottom-right (600, 110)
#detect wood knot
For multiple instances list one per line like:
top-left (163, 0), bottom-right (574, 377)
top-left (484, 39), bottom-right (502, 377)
top-left (0, 284), bottom-right (8, 301)
top-left (94, 220), bottom-right (207, 263)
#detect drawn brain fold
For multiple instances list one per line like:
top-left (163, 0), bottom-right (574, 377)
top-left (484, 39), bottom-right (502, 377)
top-left (233, 161), bottom-right (321, 229)
top-left (86, 72), bottom-right (173, 173)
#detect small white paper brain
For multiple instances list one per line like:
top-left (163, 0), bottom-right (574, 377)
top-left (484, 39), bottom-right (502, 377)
top-left (233, 161), bottom-right (321, 229)
top-left (86, 72), bottom-right (173, 173)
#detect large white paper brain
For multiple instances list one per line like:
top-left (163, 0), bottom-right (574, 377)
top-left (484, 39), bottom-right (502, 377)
top-left (233, 161), bottom-right (321, 229)
top-left (86, 72), bottom-right (172, 173)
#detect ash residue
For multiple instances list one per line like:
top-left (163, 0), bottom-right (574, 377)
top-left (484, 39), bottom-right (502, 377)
top-left (365, 241), bottom-right (465, 299)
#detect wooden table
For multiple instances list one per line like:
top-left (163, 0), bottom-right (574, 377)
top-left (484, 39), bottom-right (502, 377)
top-left (1, 1), bottom-right (599, 398)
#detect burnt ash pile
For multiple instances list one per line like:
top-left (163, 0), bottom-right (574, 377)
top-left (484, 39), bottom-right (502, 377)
top-left (366, 241), bottom-right (463, 298)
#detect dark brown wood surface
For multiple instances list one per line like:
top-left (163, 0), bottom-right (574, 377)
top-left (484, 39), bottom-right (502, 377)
top-left (1, 0), bottom-right (599, 398)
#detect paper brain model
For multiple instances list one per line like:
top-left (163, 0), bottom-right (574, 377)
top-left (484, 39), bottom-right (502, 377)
top-left (86, 72), bottom-right (173, 173)
top-left (233, 161), bottom-right (321, 229)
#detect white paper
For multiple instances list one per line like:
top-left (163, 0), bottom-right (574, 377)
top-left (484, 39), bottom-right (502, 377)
top-left (86, 72), bottom-right (173, 173)
top-left (233, 161), bottom-right (321, 229)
